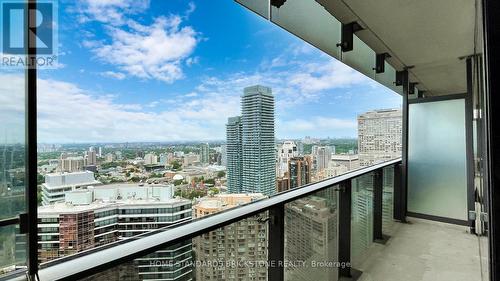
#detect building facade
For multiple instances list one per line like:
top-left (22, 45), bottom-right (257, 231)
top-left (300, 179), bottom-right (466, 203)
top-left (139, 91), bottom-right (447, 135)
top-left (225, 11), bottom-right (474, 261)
top-left (41, 171), bottom-right (101, 205)
top-left (59, 154), bottom-right (85, 173)
top-left (38, 184), bottom-right (193, 281)
top-left (313, 146), bottom-right (332, 172)
top-left (144, 153), bottom-right (158, 165)
top-left (226, 116), bottom-right (243, 193)
top-left (241, 85), bottom-right (276, 196)
top-left (285, 196), bottom-right (337, 280)
top-left (357, 109), bottom-right (402, 167)
top-left (288, 156), bottom-right (312, 189)
top-left (193, 194), bottom-right (267, 281)
top-left (200, 143), bottom-right (210, 165)
top-left (277, 141), bottom-right (298, 177)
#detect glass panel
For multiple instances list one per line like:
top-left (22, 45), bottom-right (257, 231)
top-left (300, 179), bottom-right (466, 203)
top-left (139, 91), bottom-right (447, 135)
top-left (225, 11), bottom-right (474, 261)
top-left (236, 0), bottom-right (269, 19)
top-left (350, 172), bottom-right (373, 268)
top-left (284, 186), bottom-right (338, 281)
top-left (79, 212), bottom-right (269, 281)
top-left (374, 61), bottom-right (403, 95)
top-left (0, 225), bottom-right (26, 274)
top-left (382, 166), bottom-right (395, 235)
top-left (270, 0), bottom-right (341, 60)
top-left (0, 0), bottom-right (27, 276)
top-left (341, 35), bottom-right (375, 79)
top-left (0, 74), bottom-right (26, 220)
top-left (0, 141), bottom-right (25, 220)
top-left (408, 99), bottom-right (467, 220)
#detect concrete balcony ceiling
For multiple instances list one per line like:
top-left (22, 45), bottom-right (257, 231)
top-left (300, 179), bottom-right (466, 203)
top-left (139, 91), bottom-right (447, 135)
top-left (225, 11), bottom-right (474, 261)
top-left (315, 0), bottom-right (479, 96)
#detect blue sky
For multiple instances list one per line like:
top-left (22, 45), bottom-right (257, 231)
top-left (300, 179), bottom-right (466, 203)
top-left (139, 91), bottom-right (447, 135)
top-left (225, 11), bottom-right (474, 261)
top-left (2, 0), bottom-right (402, 143)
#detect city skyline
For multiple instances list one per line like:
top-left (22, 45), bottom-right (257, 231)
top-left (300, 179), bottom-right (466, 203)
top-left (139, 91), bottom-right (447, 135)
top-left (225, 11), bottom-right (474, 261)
top-left (1, 0), bottom-right (401, 144)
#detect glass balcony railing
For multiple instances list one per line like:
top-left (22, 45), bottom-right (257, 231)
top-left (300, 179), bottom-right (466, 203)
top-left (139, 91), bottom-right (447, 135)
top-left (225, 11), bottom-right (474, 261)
top-left (2, 158), bottom-right (401, 281)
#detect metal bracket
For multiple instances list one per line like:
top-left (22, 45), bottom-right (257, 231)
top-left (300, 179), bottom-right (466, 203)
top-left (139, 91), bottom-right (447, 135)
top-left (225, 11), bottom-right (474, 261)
top-left (409, 82), bottom-right (418, 95)
top-left (271, 0), bottom-right (287, 8)
top-left (469, 210), bottom-right (477, 221)
top-left (334, 185), bottom-right (344, 192)
top-left (337, 22), bottom-right (363, 52)
top-left (257, 216), bottom-right (270, 224)
top-left (395, 71), bottom-right (405, 86)
top-left (19, 213), bottom-right (29, 234)
top-left (374, 53), bottom-right (391, 73)
top-left (480, 212), bottom-right (489, 222)
top-left (469, 211), bottom-right (489, 222)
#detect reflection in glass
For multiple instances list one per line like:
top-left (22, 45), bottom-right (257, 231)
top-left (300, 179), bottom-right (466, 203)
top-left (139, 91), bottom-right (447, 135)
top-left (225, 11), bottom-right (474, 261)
top-left (0, 225), bottom-right (26, 274)
top-left (271, 0), bottom-right (341, 60)
top-left (0, 69), bottom-right (26, 220)
top-left (374, 61), bottom-right (403, 95)
top-left (341, 35), bottom-right (375, 79)
top-left (350, 173), bottom-right (373, 268)
top-left (382, 166), bottom-right (395, 235)
top-left (284, 187), bottom-right (338, 281)
top-left (79, 212), bottom-right (269, 281)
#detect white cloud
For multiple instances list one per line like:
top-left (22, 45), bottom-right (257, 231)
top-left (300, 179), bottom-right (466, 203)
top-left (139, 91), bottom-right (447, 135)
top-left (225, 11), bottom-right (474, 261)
top-left (76, 0), bottom-right (150, 26)
top-left (184, 2), bottom-right (196, 18)
top-left (288, 60), bottom-right (368, 93)
top-left (186, 56), bottom-right (199, 67)
top-left (0, 41), bottom-right (393, 143)
top-left (196, 57), bottom-right (370, 110)
top-left (0, 74), bottom-right (25, 143)
top-left (87, 16), bottom-right (199, 83)
top-left (280, 117), bottom-right (356, 132)
top-left (100, 71), bottom-right (126, 80)
top-left (0, 75), bottom-right (238, 143)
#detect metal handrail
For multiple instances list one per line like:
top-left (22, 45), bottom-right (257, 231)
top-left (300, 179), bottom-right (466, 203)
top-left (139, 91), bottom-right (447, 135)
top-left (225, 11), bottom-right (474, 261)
top-left (11, 158), bottom-right (401, 281)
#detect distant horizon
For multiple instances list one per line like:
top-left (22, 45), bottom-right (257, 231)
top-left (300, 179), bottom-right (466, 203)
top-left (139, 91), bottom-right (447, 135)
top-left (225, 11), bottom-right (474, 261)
top-left (34, 136), bottom-right (360, 147)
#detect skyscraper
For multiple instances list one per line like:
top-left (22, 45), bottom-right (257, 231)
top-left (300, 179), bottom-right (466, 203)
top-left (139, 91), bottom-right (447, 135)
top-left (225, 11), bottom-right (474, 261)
top-left (277, 140), bottom-right (298, 177)
top-left (358, 109), bottom-right (402, 166)
top-left (226, 116), bottom-right (243, 193)
top-left (59, 153), bottom-right (85, 173)
top-left (220, 144), bottom-right (227, 166)
top-left (241, 85), bottom-right (276, 196)
top-left (200, 143), bottom-right (210, 164)
top-left (288, 156), bottom-right (312, 189)
top-left (313, 146), bottom-right (332, 172)
top-left (85, 148), bottom-right (97, 166)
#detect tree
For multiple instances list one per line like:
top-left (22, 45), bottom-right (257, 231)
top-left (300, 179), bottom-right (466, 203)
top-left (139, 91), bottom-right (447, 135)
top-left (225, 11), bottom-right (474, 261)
top-left (204, 178), bottom-right (215, 185)
top-left (129, 176), bottom-right (142, 183)
top-left (37, 173), bottom-right (44, 185)
top-left (217, 171), bottom-right (226, 178)
top-left (171, 160), bottom-right (182, 171)
top-left (150, 173), bottom-right (163, 178)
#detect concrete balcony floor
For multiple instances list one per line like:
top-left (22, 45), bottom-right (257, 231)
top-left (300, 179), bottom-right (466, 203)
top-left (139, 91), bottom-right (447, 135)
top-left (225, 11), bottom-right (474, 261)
top-left (356, 218), bottom-right (486, 281)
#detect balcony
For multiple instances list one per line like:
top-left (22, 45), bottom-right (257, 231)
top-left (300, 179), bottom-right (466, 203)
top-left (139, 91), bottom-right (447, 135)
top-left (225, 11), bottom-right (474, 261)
top-left (1, 0), bottom-right (499, 280)
top-left (357, 218), bottom-right (484, 281)
top-left (0, 159), bottom-right (482, 281)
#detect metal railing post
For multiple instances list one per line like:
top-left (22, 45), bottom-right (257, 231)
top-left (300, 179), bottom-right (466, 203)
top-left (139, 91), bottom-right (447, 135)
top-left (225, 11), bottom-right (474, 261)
top-left (373, 169), bottom-right (384, 242)
top-left (338, 180), bottom-right (352, 278)
top-left (268, 204), bottom-right (284, 281)
top-left (393, 163), bottom-right (406, 222)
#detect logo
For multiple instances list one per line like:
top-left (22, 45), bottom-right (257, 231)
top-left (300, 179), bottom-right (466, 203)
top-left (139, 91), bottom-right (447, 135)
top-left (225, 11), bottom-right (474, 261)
top-left (1, 0), bottom-right (58, 68)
